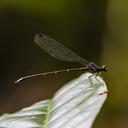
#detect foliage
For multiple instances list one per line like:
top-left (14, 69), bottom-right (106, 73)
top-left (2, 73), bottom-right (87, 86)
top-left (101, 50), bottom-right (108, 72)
top-left (0, 73), bottom-right (107, 128)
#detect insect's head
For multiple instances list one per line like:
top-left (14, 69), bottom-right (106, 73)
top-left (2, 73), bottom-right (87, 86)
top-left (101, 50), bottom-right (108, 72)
top-left (101, 65), bottom-right (108, 72)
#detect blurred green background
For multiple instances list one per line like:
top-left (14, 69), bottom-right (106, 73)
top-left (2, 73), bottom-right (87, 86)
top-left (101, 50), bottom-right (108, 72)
top-left (0, 0), bottom-right (128, 127)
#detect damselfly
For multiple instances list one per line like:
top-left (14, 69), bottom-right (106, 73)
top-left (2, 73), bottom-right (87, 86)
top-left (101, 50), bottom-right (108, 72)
top-left (15, 34), bottom-right (107, 83)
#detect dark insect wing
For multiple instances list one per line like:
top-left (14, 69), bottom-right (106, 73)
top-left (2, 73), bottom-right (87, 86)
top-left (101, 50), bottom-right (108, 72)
top-left (34, 34), bottom-right (90, 66)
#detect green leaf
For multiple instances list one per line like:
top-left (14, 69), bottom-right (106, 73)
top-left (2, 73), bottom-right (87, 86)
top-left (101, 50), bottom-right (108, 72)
top-left (0, 72), bottom-right (108, 128)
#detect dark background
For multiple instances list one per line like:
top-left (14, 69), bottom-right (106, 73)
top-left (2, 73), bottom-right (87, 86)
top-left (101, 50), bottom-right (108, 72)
top-left (0, 0), bottom-right (128, 127)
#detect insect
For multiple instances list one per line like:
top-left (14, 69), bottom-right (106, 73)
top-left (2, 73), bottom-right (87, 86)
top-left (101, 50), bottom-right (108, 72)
top-left (15, 34), bottom-right (107, 83)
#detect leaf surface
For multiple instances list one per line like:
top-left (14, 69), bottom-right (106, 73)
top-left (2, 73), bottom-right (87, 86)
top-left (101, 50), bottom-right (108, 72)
top-left (0, 73), bottom-right (108, 128)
